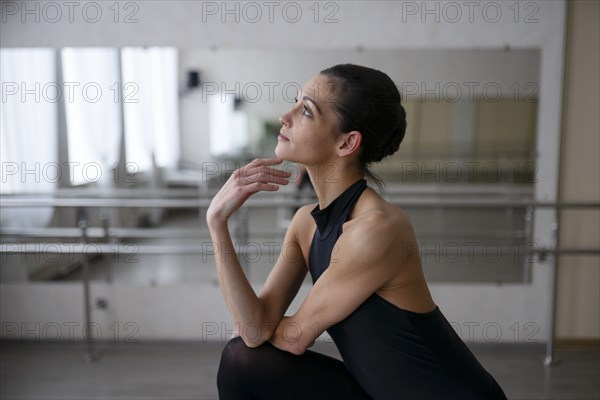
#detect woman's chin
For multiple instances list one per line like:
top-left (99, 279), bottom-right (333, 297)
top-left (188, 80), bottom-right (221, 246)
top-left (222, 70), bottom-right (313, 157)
top-left (274, 144), bottom-right (290, 161)
top-left (275, 143), bottom-right (306, 164)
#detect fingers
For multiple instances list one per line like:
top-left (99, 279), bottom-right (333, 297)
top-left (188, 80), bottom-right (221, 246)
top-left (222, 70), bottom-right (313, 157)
top-left (249, 166), bottom-right (290, 179)
top-left (245, 181), bottom-right (281, 193)
top-left (247, 158), bottom-right (283, 167)
top-left (245, 169), bottom-right (290, 185)
top-left (244, 159), bottom-right (289, 178)
top-left (226, 159), bottom-right (292, 200)
top-left (209, 159), bottom-right (289, 222)
top-left (236, 164), bottom-right (291, 186)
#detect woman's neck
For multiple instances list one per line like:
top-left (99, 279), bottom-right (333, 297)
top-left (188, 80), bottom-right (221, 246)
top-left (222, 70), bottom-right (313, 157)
top-left (305, 163), bottom-right (364, 209)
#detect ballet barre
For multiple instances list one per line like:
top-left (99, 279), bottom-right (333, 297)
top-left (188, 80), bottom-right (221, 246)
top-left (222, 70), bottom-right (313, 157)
top-left (1, 195), bottom-right (598, 366)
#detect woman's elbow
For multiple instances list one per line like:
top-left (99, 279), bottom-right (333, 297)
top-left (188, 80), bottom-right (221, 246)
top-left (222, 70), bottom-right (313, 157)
top-left (238, 323), bottom-right (274, 348)
top-left (287, 343), bottom-right (307, 355)
top-left (240, 336), bottom-right (266, 349)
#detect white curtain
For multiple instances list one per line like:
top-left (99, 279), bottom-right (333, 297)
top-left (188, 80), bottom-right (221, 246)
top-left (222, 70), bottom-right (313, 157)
top-left (209, 92), bottom-right (249, 157)
top-left (121, 47), bottom-right (179, 173)
top-left (0, 48), bottom-right (57, 227)
top-left (61, 48), bottom-right (122, 187)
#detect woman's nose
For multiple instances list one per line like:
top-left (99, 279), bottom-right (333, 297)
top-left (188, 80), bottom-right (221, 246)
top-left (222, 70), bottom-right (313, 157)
top-left (279, 112), bottom-right (289, 127)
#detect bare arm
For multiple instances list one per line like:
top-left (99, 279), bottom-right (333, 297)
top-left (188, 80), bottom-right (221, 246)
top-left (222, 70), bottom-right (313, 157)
top-left (206, 158), bottom-right (307, 347)
top-left (269, 211), bottom-right (409, 355)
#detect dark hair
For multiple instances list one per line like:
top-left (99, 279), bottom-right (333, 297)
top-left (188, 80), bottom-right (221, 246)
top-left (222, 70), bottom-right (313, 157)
top-left (319, 64), bottom-right (407, 191)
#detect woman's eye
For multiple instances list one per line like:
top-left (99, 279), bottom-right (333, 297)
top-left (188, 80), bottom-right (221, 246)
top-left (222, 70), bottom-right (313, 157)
top-left (302, 105), bottom-right (312, 118)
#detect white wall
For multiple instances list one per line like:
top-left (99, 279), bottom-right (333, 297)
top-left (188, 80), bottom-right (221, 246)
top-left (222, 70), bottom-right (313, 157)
top-left (1, 1), bottom-right (567, 342)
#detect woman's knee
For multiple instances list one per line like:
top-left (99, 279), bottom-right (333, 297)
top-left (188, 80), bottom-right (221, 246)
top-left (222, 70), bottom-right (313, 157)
top-left (218, 337), bottom-right (248, 392)
top-left (218, 335), bottom-right (287, 379)
top-left (220, 336), bottom-right (249, 368)
top-left (217, 336), bottom-right (261, 381)
top-left (217, 335), bottom-right (278, 398)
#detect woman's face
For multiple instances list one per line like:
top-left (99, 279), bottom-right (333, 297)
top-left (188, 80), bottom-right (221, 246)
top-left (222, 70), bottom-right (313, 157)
top-left (275, 74), bottom-right (341, 165)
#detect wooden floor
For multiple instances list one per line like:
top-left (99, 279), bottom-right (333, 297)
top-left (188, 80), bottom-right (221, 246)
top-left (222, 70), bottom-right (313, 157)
top-left (1, 341), bottom-right (598, 400)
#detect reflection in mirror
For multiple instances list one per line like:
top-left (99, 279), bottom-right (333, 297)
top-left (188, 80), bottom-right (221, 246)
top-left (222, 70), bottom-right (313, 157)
top-left (0, 47), bottom-right (539, 285)
top-left (178, 48), bottom-right (538, 187)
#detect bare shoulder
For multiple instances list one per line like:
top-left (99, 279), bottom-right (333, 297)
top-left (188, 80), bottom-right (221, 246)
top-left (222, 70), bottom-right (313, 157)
top-left (344, 191), bottom-right (416, 250)
top-left (285, 203), bottom-right (317, 243)
top-left (329, 191), bottom-right (419, 285)
top-left (290, 203), bottom-right (317, 229)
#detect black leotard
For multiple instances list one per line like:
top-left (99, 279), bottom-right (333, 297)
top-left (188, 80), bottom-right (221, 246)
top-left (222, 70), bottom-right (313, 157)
top-left (307, 178), bottom-right (507, 400)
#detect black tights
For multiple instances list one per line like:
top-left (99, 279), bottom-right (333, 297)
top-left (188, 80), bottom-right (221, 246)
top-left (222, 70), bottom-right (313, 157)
top-left (217, 336), bottom-right (371, 400)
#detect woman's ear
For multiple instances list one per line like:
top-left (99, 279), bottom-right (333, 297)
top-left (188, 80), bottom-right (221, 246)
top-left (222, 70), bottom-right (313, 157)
top-left (337, 131), bottom-right (362, 158)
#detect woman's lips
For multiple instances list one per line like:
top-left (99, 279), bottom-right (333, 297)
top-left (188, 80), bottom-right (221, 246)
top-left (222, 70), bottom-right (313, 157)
top-left (278, 133), bottom-right (290, 141)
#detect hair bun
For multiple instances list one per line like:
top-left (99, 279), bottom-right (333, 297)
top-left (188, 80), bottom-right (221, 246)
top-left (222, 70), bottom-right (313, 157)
top-left (364, 105), bottom-right (407, 163)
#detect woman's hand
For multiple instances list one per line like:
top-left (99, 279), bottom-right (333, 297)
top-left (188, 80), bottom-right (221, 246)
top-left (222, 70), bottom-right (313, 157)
top-left (206, 158), bottom-right (291, 226)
